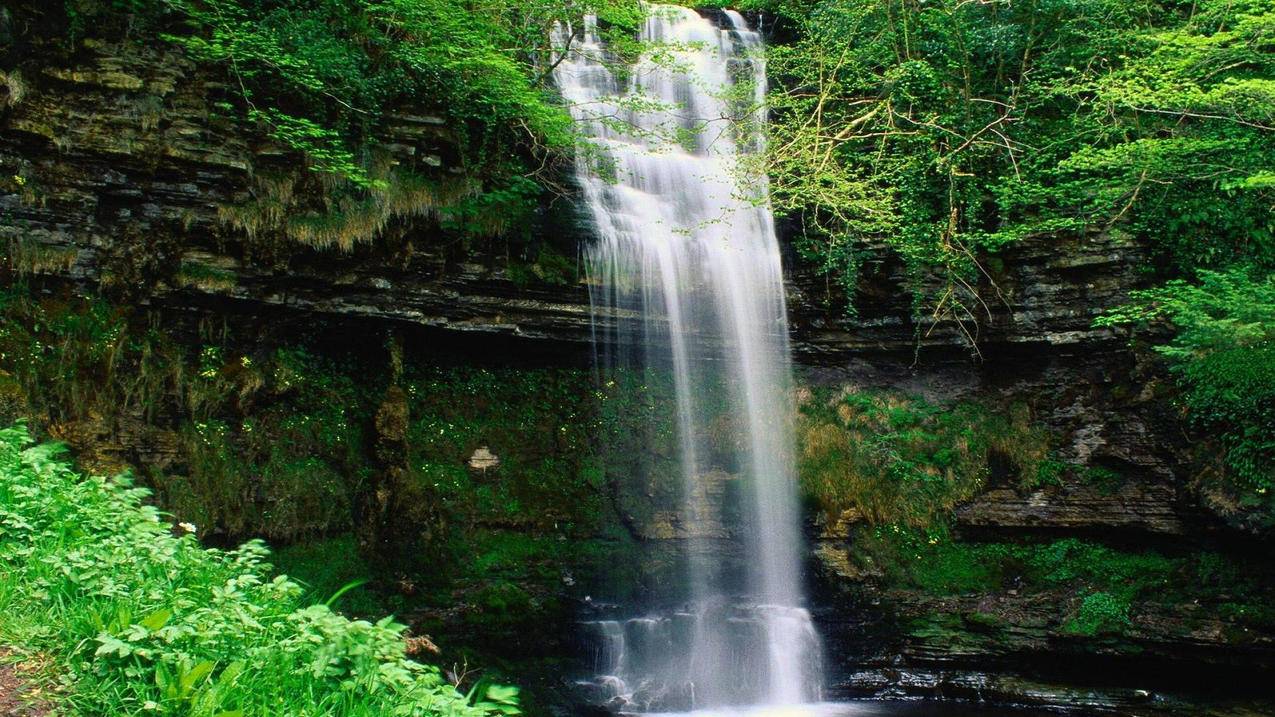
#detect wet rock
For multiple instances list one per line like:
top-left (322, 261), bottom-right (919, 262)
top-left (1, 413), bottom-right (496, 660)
top-left (357, 384), bottom-right (441, 579)
top-left (638, 469), bottom-right (736, 540)
top-left (0, 32), bottom-right (1164, 360)
top-left (467, 446), bottom-right (501, 472)
top-left (956, 479), bottom-right (1185, 535)
top-left (837, 667), bottom-right (1275, 715)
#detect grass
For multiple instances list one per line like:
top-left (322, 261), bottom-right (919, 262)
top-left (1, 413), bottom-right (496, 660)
top-left (0, 425), bottom-right (520, 717)
top-left (798, 390), bottom-right (1051, 526)
top-left (174, 262), bottom-right (237, 291)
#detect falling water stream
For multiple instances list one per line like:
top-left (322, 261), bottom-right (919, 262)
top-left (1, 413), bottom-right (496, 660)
top-left (554, 6), bottom-right (821, 712)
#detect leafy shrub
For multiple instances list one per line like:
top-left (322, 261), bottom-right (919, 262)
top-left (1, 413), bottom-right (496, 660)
top-left (854, 530), bottom-right (1181, 608)
top-left (153, 0), bottom-right (588, 181)
top-left (1098, 269), bottom-right (1275, 526)
top-left (0, 425), bottom-right (519, 716)
top-left (1019, 538), bottom-right (1176, 598)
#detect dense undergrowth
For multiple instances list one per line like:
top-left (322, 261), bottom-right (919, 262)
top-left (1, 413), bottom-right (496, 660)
top-left (1099, 269), bottom-right (1275, 528)
top-left (798, 385), bottom-right (1275, 639)
top-left (0, 286), bottom-right (684, 709)
top-left (853, 524), bottom-right (1275, 638)
top-left (0, 425), bottom-right (520, 716)
top-left (756, 0), bottom-right (1273, 326)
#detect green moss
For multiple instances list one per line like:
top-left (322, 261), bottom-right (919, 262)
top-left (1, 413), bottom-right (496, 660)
top-left (0, 293), bottom-right (366, 541)
top-left (1218, 601), bottom-right (1275, 631)
top-left (173, 260), bottom-right (237, 290)
top-left (1080, 464), bottom-right (1126, 493)
top-left (403, 366), bottom-right (608, 530)
top-left (465, 582), bottom-right (536, 627)
top-left (964, 610), bottom-right (1007, 632)
top-left (852, 524), bottom-right (1009, 594)
top-left (1016, 539), bottom-right (1165, 593)
top-left (798, 390), bottom-right (1051, 526)
top-left (1022, 456), bottom-right (1068, 490)
top-left (857, 525), bottom-right (1275, 640)
top-left (0, 289), bottom-right (186, 425)
top-left (1064, 591), bottom-right (1132, 636)
top-left (506, 246), bottom-right (578, 288)
top-left (271, 535), bottom-right (389, 617)
top-left (860, 529), bottom-right (1184, 597)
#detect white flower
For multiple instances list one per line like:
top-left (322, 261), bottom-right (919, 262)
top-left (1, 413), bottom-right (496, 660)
top-left (178, 522), bottom-right (198, 535)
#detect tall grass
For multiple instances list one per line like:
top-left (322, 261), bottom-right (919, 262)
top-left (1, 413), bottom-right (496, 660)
top-left (0, 425), bottom-right (519, 717)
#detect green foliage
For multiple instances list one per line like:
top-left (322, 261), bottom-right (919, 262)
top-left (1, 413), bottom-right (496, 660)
top-left (854, 528), bottom-right (1274, 637)
top-left (1098, 269), bottom-right (1275, 525)
top-left (762, 0), bottom-right (1274, 336)
top-left (798, 390), bottom-right (1050, 526)
top-left (0, 424), bottom-right (519, 716)
top-left (1065, 591), bottom-right (1131, 636)
top-left (0, 289), bottom-right (648, 553)
top-left (270, 535), bottom-right (388, 617)
top-left (49, 0), bottom-right (663, 249)
top-left (0, 288), bottom-right (185, 425)
top-left (155, 0), bottom-right (579, 181)
top-left (506, 245), bottom-right (578, 287)
top-left (403, 366), bottom-right (605, 531)
top-left (1019, 538), bottom-right (1178, 596)
top-left (855, 524), bottom-right (1010, 594)
top-left (137, 0), bottom-right (653, 247)
top-left (0, 290), bottom-right (375, 541)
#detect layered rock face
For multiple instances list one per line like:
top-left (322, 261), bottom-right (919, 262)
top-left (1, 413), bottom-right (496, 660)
top-left (4, 23), bottom-right (1272, 714)
top-left (1, 23), bottom-right (1155, 357)
top-left (1, 25), bottom-right (593, 345)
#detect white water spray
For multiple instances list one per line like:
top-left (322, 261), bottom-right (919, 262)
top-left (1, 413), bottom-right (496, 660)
top-left (555, 6), bottom-right (821, 710)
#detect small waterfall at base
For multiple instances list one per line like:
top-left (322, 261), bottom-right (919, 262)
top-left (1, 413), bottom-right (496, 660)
top-left (554, 6), bottom-right (822, 712)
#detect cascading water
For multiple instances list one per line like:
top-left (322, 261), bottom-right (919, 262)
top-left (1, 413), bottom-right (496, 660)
top-left (554, 6), bottom-right (821, 712)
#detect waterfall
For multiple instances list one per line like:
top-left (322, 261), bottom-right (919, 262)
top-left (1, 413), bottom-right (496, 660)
top-left (555, 6), bottom-right (821, 711)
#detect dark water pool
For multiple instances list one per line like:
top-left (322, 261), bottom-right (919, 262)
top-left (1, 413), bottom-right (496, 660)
top-left (636, 703), bottom-right (1065, 717)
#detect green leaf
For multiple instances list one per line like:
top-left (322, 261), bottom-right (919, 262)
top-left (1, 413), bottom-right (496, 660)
top-left (138, 608), bottom-right (172, 632)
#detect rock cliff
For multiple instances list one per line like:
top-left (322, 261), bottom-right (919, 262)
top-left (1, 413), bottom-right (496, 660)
top-left (3, 27), bottom-right (1155, 358)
